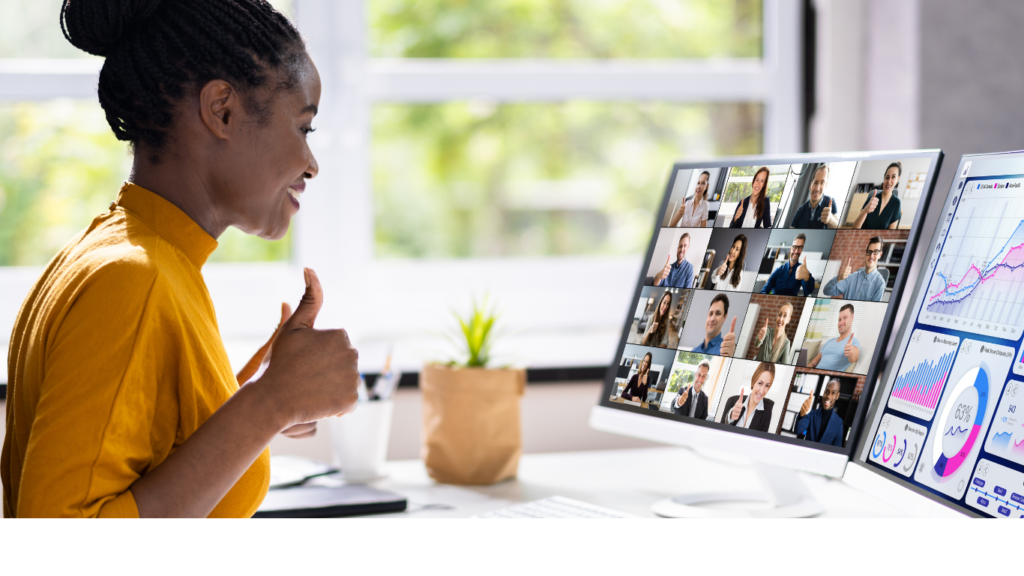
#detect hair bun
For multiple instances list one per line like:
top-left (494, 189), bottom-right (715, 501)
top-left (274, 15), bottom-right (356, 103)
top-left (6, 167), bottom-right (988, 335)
top-left (61, 0), bottom-right (165, 57)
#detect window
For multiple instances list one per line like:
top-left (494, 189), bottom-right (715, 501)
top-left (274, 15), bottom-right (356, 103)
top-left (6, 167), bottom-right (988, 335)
top-left (0, 0), bottom-right (801, 372)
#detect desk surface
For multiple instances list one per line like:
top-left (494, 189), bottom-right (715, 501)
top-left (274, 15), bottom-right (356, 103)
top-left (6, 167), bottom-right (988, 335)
top-left (319, 447), bottom-right (904, 518)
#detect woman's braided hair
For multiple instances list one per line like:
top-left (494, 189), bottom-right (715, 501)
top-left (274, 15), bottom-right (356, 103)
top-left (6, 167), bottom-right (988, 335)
top-left (60, 0), bottom-right (303, 156)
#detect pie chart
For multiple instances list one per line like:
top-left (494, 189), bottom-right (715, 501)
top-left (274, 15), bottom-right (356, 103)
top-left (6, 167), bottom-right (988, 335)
top-left (932, 364), bottom-right (989, 479)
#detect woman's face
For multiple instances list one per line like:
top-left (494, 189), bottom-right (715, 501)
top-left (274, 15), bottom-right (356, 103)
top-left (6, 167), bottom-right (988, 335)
top-left (728, 240), bottom-right (742, 264)
top-left (659, 294), bottom-right (671, 315)
top-left (750, 371), bottom-right (774, 404)
top-left (752, 171), bottom-right (767, 196)
top-left (776, 306), bottom-right (792, 330)
top-left (641, 355), bottom-right (650, 372)
top-left (883, 167), bottom-right (900, 194)
top-left (216, 54), bottom-right (322, 240)
top-left (696, 174), bottom-right (709, 196)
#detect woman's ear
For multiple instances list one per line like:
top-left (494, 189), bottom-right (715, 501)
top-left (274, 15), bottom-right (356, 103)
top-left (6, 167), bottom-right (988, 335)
top-left (198, 79), bottom-right (239, 141)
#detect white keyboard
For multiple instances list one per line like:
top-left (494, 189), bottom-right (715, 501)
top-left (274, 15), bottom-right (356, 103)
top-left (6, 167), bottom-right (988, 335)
top-left (474, 496), bottom-right (637, 518)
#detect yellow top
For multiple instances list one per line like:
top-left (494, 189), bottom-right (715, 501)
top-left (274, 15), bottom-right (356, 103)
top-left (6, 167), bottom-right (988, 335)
top-left (2, 183), bottom-right (270, 518)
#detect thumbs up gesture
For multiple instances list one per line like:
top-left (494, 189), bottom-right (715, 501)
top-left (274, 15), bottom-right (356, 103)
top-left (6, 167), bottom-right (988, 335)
top-left (677, 386), bottom-right (690, 408)
top-left (731, 387), bottom-right (745, 421)
top-left (655, 254), bottom-right (672, 284)
top-left (820, 198), bottom-right (832, 224)
top-left (757, 317), bottom-right (769, 343)
top-left (800, 393), bottom-right (814, 417)
top-left (795, 255), bottom-right (811, 281)
top-left (259, 268), bottom-right (361, 429)
top-left (717, 260), bottom-right (729, 277)
top-left (721, 316), bottom-right (737, 357)
top-left (733, 200), bottom-right (745, 223)
top-left (865, 189), bottom-right (880, 214)
top-left (845, 333), bottom-right (856, 360)
top-left (840, 257), bottom-right (853, 281)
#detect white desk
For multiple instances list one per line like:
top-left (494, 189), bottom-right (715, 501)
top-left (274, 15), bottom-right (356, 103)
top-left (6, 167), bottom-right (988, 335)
top-left (317, 447), bottom-right (904, 518)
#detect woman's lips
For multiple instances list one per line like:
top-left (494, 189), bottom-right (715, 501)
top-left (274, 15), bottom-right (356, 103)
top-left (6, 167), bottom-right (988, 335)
top-left (287, 182), bottom-right (304, 209)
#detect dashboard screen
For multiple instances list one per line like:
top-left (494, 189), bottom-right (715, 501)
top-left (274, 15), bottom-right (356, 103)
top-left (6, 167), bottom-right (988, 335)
top-left (600, 151), bottom-right (942, 456)
top-left (857, 150), bottom-right (1024, 517)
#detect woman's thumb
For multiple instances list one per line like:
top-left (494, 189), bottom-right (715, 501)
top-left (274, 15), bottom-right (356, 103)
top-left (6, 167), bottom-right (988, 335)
top-left (286, 268), bottom-right (324, 330)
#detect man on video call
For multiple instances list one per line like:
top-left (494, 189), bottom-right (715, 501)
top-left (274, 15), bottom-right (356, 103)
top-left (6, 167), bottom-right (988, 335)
top-left (796, 379), bottom-right (845, 447)
top-left (671, 359), bottom-right (710, 420)
top-left (654, 233), bottom-right (695, 289)
top-left (789, 164), bottom-right (839, 229)
top-left (761, 233), bottom-right (816, 296)
top-left (807, 303), bottom-right (861, 372)
top-left (691, 294), bottom-right (737, 357)
top-left (822, 236), bottom-right (886, 301)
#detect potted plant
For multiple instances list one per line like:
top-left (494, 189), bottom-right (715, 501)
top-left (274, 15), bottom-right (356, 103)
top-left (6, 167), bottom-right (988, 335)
top-left (420, 298), bottom-right (525, 485)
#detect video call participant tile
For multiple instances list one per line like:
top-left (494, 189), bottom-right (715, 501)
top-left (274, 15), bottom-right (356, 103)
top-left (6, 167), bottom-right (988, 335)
top-left (708, 359), bottom-right (796, 434)
top-left (819, 230), bottom-right (909, 303)
top-left (736, 294), bottom-right (814, 366)
top-left (798, 299), bottom-right (888, 376)
top-left (645, 228), bottom-right (713, 289)
top-left (657, 352), bottom-right (731, 419)
top-left (678, 290), bottom-right (753, 358)
top-left (626, 287), bottom-right (693, 350)
top-left (700, 228), bottom-right (771, 292)
top-left (757, 228), bottom-right (838, 297)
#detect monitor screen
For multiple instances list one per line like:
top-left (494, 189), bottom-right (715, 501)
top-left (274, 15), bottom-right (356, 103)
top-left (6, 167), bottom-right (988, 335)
top-left (600, 151), bottom-right (943, 459)
top-left (854, 150), bottom-right (1024, 517)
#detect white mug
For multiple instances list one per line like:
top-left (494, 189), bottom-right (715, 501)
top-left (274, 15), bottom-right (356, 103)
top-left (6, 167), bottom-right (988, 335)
top-left (327, 400), bottom-right (393, 482)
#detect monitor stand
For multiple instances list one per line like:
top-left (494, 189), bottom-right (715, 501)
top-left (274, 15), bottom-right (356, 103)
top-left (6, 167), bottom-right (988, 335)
top-left (650, 462), bottom-right (824, 518)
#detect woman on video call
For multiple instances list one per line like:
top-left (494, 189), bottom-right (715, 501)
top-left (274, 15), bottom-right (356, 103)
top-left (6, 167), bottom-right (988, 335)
top-left (754, 302), bottom-right (793, 363)
top-left (670, 170), bottom-right (710, 228)
top-left (710, 234), bottom-right (747, 292)
top-left (730, 166), bottom-right (772, 229)
top-left (2, 0), bottom-right (360, 518)
top-left (620, 353), bottom-right (654, 403)
top-left (641, 291), bottom-right (674, 348)
top-left (721, 362), bottom-right (776, 432)
top-left (854, 162), bottom-right (903, 230)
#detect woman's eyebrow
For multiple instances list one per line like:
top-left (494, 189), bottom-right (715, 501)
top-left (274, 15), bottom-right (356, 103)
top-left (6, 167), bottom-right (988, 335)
top-left (301, 103), bottom-right (318, 116)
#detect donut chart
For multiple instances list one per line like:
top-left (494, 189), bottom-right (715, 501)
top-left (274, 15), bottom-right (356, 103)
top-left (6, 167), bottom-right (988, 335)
top-left (932, 365), bottom-right (989, 479)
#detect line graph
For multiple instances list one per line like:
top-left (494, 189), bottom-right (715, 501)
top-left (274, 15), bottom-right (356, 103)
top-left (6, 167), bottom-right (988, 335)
top-left (921, 179), bottom-right (1024, 339)
top-left (887, 330), bottom-right (959, 421)
top-left (945, 425), bottom-right (969, 436)
top-left (984, 380), bottom-right (1024, 465)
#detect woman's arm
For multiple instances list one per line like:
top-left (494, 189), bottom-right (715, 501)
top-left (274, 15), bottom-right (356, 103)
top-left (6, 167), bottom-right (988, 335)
top-left (888, 220), bottom-right (899, 230)
top-left (668, 206), bottom-right (684, 227)
top-left (761, 196), bottom-right (772, 228)
top-left (131, 270), bottom-right (359, 517)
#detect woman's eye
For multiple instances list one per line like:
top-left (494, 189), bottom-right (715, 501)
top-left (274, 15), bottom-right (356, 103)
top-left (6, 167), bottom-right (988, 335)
top-left (301, 126), bottom-right (316, 135)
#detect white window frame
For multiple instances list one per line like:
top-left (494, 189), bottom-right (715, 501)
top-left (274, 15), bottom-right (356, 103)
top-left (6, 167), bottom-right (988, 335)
top-left (0, 0), bottom-right (802, 372)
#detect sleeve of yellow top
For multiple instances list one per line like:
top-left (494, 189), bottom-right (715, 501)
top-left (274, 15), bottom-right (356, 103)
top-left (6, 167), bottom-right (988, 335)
top-left (17, 260), bottom-right (159, 518)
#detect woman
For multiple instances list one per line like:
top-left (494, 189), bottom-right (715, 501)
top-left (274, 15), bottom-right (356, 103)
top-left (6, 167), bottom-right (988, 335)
top-left (854, 162), bottom-right (903, 230)
top-left (641, 291), bottom-right (674, 348)
top-left (620, 353), bottom-right (654, 403)
top-left (730, 166), bottom-right (772, 229)
top-left (710, 234), bottom-right (747, 291)
top-left (670, 170), bottom-right (710, 228)
top-left (2, 0), bottom-right (358, 518)
top-left (754, 302), bottom-right (794, 363)
top-left (720, 362), bottom-right (776, 432)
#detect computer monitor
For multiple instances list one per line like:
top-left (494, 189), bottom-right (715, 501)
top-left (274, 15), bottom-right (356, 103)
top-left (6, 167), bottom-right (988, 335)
top-left (589, 150), bottom-right (944, 517)
top-left (846, 150), bottom-right (1024, 518)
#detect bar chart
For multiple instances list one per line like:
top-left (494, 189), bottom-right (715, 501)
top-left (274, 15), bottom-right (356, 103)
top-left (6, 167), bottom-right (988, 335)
top-left (887, 329), bottom-right (960, 421)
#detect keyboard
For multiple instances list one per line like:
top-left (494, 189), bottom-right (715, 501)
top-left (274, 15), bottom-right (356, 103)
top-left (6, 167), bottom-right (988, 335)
top-left (474, 496), bottom-right (637, 518)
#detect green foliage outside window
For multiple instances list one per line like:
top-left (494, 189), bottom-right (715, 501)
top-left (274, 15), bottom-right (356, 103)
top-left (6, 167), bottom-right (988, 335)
top-left (370, 0), bottom-right (762, 59)
top-left (373, 102), bottom-right (762, 259)
top-left (0, 101), bottom-right (289, 266)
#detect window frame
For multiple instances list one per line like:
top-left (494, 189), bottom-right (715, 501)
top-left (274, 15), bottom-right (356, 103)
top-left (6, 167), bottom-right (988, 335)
top-left (0, 0), bottom-right (803, 371)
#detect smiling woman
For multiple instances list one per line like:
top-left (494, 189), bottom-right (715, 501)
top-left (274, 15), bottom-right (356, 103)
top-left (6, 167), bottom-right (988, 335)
top-left (1, 0), bottom-right (360, 518)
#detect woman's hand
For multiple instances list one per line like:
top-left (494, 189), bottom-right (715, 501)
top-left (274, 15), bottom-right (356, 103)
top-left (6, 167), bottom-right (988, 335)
top-left (235, 303), bottom-right (319, 439)
top-left (254, 268), bottom-right (360, 428)
top-left (716, 261), bottom-right (728, 277)
top-left (730, 389), bottom-right (745, 421)
top-left (733, 200), bottom-right (745, 222)
top-left (757, 318), bottom-right (769, 343)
